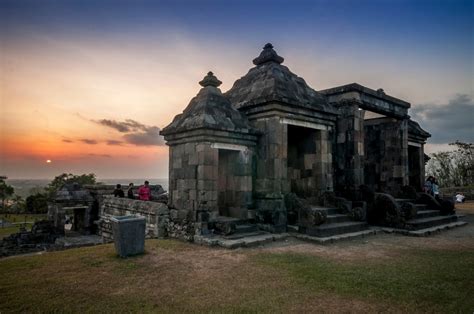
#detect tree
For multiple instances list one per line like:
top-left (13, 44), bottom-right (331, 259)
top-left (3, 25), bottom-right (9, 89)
top-left (26, 193), bottom-right (49, 214)
top-left (0, 179), bottom-right (15, 211)
top-left (449, 141), bottom-right (473, 186)
top-left (10, 195), bottom-right (26, 213)
top-left (46, 173), bottom-right (97, 197)
top-left (426, 141), bottom-right (474, 187)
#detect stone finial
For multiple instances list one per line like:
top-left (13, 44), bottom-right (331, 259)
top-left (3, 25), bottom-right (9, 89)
top-left (199, 71), bottom-right (222, 87)
top-left (252, 43), bottom-right (284, 66)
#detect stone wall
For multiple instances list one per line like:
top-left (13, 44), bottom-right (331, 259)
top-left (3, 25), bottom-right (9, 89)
top-left (364, 118), bottom-right (408, 195)
top-left (287, 125), bottom-right (333, 198)
top-left (335, 103), bottom-right (365, 193)
top-left (217, 149), bottom-right (253, 218)
top-left (169, 142), bottom-right (218, 221)
top-left (98, 196), bottom-right (169, 240)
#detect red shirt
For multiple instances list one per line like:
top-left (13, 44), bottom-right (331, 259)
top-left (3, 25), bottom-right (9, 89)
top-left (138, 185), bottom-right (151, 201)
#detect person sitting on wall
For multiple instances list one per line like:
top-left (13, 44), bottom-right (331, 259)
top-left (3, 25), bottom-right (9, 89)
top-left (113, 184), bottom-right (125, 197)
top-left (138, 181), bottom-right (151, 201)
top-left (423, 176), bottom-right (434, 196)
top-left (127, 183), bottom-right (135, 199)
top-left (455, 192), bottom-right (466, 203)
top-left (432, 178), bottom-right (440, 200)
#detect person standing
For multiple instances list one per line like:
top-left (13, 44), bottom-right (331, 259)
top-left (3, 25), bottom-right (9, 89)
top-left (138, 181), bottom-right (151, 201)
top-left (113, 184), bottom-right (124, 198)
top-left (127, 183), bottom-right (135, 199)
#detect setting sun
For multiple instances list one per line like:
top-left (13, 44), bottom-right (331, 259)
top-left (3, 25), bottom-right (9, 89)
top-left (46, 160), bottom-right (52, 163)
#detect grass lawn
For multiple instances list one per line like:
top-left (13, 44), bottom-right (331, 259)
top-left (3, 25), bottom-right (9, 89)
top-left (0, 225), bottom-right (29, 239)
top-left (0, 214), bottom-right (46, 239)
top-left (0, 213), bottom-right (47, 223)
top-left (1, 236), bottom-right (473, 313)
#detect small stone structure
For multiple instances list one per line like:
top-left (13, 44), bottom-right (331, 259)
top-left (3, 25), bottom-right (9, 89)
top-left (46, 184), bottom-right (168, 242)
top-left (161, 43), bottom-right (440, 240)
top-left (48, 183), bottom-right (95, 235)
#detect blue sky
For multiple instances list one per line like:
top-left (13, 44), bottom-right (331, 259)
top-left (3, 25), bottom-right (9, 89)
top-left (1, 0), bottom-right (473, 178)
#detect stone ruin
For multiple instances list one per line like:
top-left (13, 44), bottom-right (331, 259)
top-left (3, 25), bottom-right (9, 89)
top-left (1, 44), bottom-right (465, 256)
top-left (0, 183), bottom-right (169, 257)
top-left (159, 43), bottom-right (465, 242)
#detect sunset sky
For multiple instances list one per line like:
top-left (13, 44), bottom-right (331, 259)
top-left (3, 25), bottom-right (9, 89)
top-left (1, 0), bottom-right (473, 179)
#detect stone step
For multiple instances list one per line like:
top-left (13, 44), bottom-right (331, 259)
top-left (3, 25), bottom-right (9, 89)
top-left (325, 214), bottom-right (351, 224)
top-left (415, 204), bottom-right (427, 210)
top-left (395, 198), bottom-right (416, 203)
top-left (380, 221), bottom-right (468, 237)
top-left (234, 224), bottom-right (258, 234)
top-left (304, 221), bottom-right (369, 238)
top-left (214, 216), bottom-right (247, 225)
top-left (416, 210), bottom-right (440, 219)
top-left (222, 230), bottom-right (266, 240)
top-left (406, 215), bottom-right (458, 230)
top-left (311, 206), bottom-right (339, 215)
top-left (294, 229), bottom-right (377, 244)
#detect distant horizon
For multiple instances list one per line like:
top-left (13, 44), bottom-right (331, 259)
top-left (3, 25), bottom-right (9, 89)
top-left (5, 177), bottom-right (169, 181)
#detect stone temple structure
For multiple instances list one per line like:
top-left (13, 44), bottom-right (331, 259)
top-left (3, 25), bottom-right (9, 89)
top-left (161, 43), bottom-right (458, 240)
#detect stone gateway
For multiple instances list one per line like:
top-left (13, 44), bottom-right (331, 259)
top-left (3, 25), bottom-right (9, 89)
top-left (159, 43), bottom-right (462, 242)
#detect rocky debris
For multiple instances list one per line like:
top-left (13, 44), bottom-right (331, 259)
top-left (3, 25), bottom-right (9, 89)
top-left (0, 220), bottom-right (62, 257)
top-left (166, 220), bottom-right (194, 242)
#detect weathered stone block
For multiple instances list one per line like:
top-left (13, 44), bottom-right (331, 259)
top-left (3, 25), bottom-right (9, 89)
top-left (111, 216), bottom-right (146, 258)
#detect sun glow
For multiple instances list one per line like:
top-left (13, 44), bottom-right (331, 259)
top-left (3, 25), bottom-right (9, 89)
top-left (46, 160), bottom-right (52, 163)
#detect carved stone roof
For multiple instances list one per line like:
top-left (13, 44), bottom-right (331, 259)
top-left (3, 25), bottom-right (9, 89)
top-left (225, 43), bottom-right (337, 114)
top-left (161, 72), bottom-right (255, 136)
top-left (408, 119), bottom-right (431, 138)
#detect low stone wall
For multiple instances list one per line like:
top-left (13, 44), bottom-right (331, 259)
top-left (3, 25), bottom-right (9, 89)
top-left (98, 196), bottom-right (169, 241)
top-left (440, 187), bottom-right (474, 200)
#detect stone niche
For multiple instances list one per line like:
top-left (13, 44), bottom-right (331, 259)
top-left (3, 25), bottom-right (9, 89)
top-left (161, 72), bottom-right (258, 236)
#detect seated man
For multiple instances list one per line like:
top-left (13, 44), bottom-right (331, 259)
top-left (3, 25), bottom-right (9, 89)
top-left (455, 192), bottom-right (466, 203)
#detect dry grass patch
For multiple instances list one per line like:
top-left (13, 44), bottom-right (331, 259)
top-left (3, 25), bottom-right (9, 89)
top-left (456, 200), bottom-right (474, 214)
top-left (1, 236), bottom-right (473, 313)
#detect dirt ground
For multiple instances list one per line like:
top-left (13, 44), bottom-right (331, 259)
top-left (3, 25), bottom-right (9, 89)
top-left (1, 202), bottom-right (472, 313)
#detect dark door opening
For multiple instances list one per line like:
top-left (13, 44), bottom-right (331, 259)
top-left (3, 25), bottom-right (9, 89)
top-left (408, 145), bottom-right (422, 190)
top-left (217, 149), bottom-right (248, 219)
top-left (287, 125), bottom-right (318, 198)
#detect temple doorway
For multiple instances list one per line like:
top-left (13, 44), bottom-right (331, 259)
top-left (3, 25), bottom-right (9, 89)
top-left (287, 124), bottom-right (319, 198)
